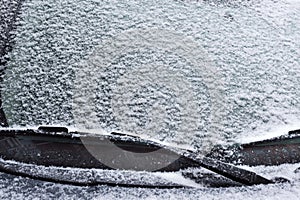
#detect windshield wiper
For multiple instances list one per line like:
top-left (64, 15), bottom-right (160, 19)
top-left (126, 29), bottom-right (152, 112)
top-left (0, 126), bottom-right (277, 187)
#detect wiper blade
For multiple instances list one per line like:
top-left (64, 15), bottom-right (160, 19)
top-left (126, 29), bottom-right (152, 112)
top-left (0, 126), bottom-right (276, 187)
top-left (208, 130), bottom-right (300, 166)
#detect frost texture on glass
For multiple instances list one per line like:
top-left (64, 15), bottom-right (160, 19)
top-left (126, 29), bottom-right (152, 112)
top-left (1, 0), bottom-right (300, 197)
top-left (73, 28), bottom-right (225, 155)
top-left (2, 0), bottom-right (300, 143)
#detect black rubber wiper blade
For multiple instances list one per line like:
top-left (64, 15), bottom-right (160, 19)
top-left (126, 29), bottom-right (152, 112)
top-left (207, 131), bottom-right (300, 167)
top-left (0, 126), bottom-right (274, 187)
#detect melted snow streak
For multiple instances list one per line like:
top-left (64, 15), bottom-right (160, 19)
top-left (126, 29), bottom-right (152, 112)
top-left (1, 0), bottom-right (300, 198)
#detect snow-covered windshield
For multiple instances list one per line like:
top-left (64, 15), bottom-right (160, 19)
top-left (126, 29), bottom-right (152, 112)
top-left (1, 0), bottom-right (300, 199)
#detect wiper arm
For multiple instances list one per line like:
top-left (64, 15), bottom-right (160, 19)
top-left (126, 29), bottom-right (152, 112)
top-left (186, 156), bottom-right (272, 185)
